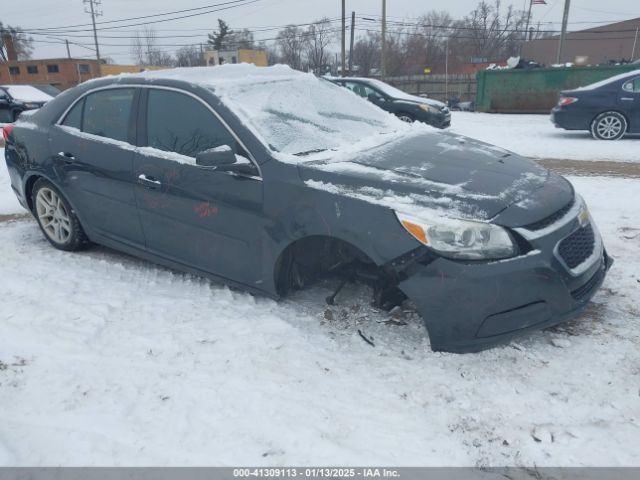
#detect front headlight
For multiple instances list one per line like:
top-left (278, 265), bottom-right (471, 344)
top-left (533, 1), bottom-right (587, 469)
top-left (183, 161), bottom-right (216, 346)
top-left (396, 212), bottom-right (517, 260)
top-left (419, 104), bottom-right (437, 114)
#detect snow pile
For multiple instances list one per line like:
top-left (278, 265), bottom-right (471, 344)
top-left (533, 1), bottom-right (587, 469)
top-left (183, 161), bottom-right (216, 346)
top-left (0, 173), bottom-right (639, 466)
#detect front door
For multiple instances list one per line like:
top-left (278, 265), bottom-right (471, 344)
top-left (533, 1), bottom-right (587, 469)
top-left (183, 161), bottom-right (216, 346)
top-left (133, 88), bottom-right (265, 287)
top-left (620, 76), bottom-right (640, 133)
top-left (49, 87), bottom-right (146, 248)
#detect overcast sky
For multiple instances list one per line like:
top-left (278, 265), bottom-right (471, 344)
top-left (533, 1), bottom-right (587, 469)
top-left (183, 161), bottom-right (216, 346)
top-left (3, 0), bottom-right (639, 64)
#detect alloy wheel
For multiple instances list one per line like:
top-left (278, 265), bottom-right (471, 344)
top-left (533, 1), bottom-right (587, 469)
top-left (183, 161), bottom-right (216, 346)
top-left (35, 187), bottom-right (72, 244)
top-left (596, 116), bottom-right (623, 139)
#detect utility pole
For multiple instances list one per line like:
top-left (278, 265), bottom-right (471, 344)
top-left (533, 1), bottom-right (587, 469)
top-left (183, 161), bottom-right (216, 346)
top-left (524, 0), bottom-right (533, 48)
top-left (381, 0), bottom-right (387, 77)
top-left (445, 37), bottom-right (449, 100)
top-left (556, 0), bottom-right (571, 65)
top-left (341, 0), bottom-right (346, 77)
top-left (65, 39), bottom-right (71, 59)
top-left (349, 11), bottom-right (355, 75)
top-left (632, 26), bottom-right (639, 61)
top-left (84, 0), bottom-right (103, 77)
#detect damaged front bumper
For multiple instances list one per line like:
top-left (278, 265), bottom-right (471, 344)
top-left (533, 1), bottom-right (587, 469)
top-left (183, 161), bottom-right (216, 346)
top-left (396, 204), bottom-right (613, 353)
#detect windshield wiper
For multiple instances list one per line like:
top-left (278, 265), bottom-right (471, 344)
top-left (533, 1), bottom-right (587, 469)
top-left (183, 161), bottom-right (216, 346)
top-left (294, 148), bottom-right (329, 157)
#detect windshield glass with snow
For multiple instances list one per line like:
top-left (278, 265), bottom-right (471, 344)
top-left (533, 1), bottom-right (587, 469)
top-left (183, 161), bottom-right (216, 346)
top-left (213, 76), bottom-right (405, 155)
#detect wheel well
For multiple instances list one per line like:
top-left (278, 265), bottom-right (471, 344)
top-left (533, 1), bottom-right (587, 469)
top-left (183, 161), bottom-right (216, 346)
top-left (274, 236), bottom-right (370, 295)
top-left (273, 235), bottom-right (408, 310)
top-left (24, 175), bottom-right (43, 212)
top-left (592, 110), bottom-right (630, 127)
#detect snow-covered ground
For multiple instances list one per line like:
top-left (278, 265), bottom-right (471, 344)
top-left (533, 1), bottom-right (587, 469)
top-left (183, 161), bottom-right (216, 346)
top-left (451, 112), bottom-right (639, 163)
top-left (1, 139), bottom-right (639, 466)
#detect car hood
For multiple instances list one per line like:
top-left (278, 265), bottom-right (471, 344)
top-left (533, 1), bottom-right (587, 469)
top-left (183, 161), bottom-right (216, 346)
top-left (298, 131), bottom-right (573, 226)
top-left (395, 94), bottom-right (447, 109)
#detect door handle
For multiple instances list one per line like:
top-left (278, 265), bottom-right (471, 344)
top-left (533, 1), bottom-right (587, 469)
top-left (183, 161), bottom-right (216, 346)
top-left (56, 152), bottom-right (76, 163)
top-left (138, 174), bottom-right (162, 189)
top-left (621, 97), bottom-right (635, 101)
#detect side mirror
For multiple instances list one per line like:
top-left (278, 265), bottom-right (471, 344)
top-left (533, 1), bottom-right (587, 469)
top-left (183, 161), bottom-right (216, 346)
top-left (196, 145), bottom-right (236, 168)
top-left (196, 146), bottom-right (259, 177)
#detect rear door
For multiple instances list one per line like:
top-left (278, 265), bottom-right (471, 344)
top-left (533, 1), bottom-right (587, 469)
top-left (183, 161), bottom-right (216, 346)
top-left (48, 87), bottom-right (145, 247)
top-left (133, 87), bottom-right (265, 287)
top-left (620, 77), bottom-right (640, 133)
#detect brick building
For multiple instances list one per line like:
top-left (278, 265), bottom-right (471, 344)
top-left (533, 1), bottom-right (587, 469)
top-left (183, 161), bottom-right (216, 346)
top-left (522, 17), bottom-right (640, 65)
top-left (1, 32), bottom-right (166, 90)
top-left (0, 58), bottom-right (100, 90)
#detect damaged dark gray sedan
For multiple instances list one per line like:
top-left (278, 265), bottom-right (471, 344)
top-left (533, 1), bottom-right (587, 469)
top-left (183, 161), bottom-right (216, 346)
top-left (3, 65), bottom-right (612, 353)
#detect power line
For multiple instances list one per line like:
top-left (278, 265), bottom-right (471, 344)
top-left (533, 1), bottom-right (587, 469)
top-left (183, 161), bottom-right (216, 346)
top-left (21, 17), bottom-right (343, 40)
top-left (21, 0), bottom-right (262, 32)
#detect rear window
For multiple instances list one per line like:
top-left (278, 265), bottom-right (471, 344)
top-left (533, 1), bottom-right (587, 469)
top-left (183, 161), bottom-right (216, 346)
top-left (62, 88), bottom-right (135, 143)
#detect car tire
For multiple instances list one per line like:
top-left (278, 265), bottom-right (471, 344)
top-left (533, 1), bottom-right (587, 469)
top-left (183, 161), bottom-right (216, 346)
top-left (590, 112), bottom-right (627, 140)
top-left (32, 179), bottom-right (90, 251)
top-left (397, 113), bottom-right (415, 123)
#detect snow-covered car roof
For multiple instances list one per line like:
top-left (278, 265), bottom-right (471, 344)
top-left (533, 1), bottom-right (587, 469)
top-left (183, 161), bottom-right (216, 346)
top-left (574, 69), bottom-right (640, 91)
top-left (132, 63), bottom-right (305, 87)
top-left (1, 85), bottom-right (54, 103)
top-left (119, 64), bottom-right (410, 158)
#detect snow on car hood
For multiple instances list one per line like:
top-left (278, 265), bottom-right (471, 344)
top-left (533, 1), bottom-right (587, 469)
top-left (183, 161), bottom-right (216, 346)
top-left (299, 131), bottom-right (574, 225)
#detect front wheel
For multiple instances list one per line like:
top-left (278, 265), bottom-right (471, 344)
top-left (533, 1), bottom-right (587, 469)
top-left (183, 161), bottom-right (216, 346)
top-left (32, 179), bottom-right (89, 251)
top-left (397, 113), bottom-right (415, 123)
top-left (590, 112), bottom-right (627, 140)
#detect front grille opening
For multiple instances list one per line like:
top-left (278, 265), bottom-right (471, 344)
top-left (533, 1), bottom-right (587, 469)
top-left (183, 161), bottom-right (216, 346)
top-left (524, 197), bottom-right (575, 231)
top-left (559, 224), bottom-right (595, 270)
top-left (571, 265), bottom-right (604, 301)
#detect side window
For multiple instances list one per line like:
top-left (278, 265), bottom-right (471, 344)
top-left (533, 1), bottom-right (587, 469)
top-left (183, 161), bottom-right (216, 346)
top-left (83, 89), bottom-right (135, 143)
top-left (62, 99), bottom-right (84, 130)
top-left (146, 89), bottom-right (235, 157)
top-left (623, 78), bottom-right (640, 93)
top-left (344, 82), bottom-right (368, 98)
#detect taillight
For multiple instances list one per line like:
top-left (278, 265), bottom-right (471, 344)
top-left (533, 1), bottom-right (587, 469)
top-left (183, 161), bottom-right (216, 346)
top-left (559, 97), bottom-right (579, 107)
top-left (2, 124), bottom-right (14, 142)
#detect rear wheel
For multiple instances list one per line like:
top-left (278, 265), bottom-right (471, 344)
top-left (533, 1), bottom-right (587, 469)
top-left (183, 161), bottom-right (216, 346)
top-left (32, 179), bottom-right (89, 251)
top-left (590, 112), bottom-right (627, 140)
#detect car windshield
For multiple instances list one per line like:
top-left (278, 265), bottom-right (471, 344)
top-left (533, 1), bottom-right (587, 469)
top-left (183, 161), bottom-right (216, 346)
top-left (212, 75), bottom-right (405, 155)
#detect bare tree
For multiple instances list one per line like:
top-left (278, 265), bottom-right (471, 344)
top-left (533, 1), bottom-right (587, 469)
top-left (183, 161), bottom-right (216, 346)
top-left (225, 29), bottom-right (255, 50)
top-left (452, 0), bottom-right (527, 62)
top-left (176, 45), bottom-right (203, 67)
top-left (276, 25), bottom-right (305, 71)
top-left (131, 27), bottom-right (174, 66)
top-left (351, 33), bottom-right (380, 77)
top-left (0, 23), bottom-right (33, 61)
top-left (304, 17), bottom-right (335, 74)
top-left (405, 11), bottom-right (454, 74)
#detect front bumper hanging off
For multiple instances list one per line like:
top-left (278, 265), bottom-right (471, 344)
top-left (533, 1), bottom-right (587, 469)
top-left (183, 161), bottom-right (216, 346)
top-left (397, 204), bottom-right (612, 353)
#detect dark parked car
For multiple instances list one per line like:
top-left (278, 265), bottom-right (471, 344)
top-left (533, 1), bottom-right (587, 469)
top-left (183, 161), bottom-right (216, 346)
top-left (329, 77), bottom-right (451, 128)
top-left (4, 65), bottom-right (611, 353)
top-left (551, 69), bottom-right (640, 140)
top-left (0, 87), bottom-right (27, 123)
top-left (0, 85), bottom-right (51, 123)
